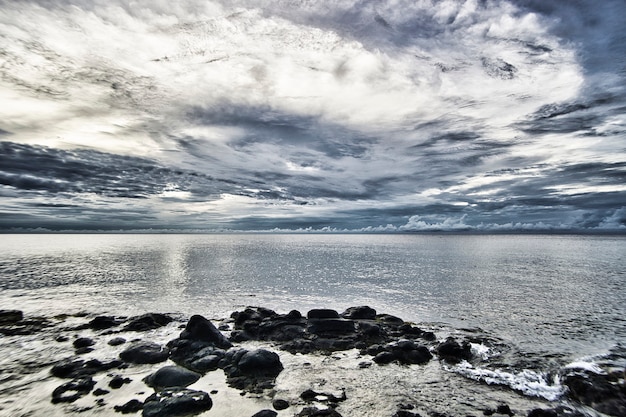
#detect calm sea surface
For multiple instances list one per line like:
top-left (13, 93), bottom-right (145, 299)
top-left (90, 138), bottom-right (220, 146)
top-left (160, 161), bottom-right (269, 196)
top-left (1, 233), bottom-right (625, 362)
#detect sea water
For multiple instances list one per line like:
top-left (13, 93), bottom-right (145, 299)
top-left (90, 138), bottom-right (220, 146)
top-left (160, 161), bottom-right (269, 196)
top-left (0, 233), bottom-right (625, 415)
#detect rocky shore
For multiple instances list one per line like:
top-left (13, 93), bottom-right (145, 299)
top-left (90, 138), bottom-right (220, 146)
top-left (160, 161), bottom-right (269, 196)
top-left (0, 307), bottom-right (624, 417)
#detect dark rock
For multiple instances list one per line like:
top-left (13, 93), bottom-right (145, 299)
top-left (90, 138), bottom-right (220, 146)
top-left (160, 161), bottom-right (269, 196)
top-left (142, 388), bottom-right (212, 417)
top-left (93, 388), bottom-right (110, 396)
top-left (420, 331), bottom-right (437, 341)
top-left (108, 337), bottom-right (126, 346)
top-left (341, 306), bottom-right (377, 320)
top-left (357, 321), bottom-right (381, 337)
top-left (373, 351), bottom-right (396, 365)
top-left (300, 389), bottom-right (346, 403)
top-left (51, 358), bottom-right (122, 379)
top-left (51, 377), bottom-right (96, 403)
top-left (392, 411), bottom-right (421, 417)
top-left (376, 314), bottom-right (404, 325)
top-left (123, 313), bottom-right (173, 332)
top-left (143, 366), bottom-right (201, 389)
top-left (179, 315), bottom-right (232, 349)
top-left (296, 406), bottom-right (343, 417)
top-left (237, 349), bottom-right (283, 376)
top-left (232, 307), bottom-right (278, 326)
top-left (251, 410), bottom-right (278, 417)
top-left (0, 309), bottom-right (23, 324)
top-left (89, 315), bottom-right (121, 330)
top-left (75, 347), bottom-right (95, 355)
top-left (564, 370), bottom-right (626, 417)
top-left (436, 338), bottom-right (472, 363)
top-left (527, 409), bottom-right (558, 417)
top-left (307, 309), bottom-right (340, 319)
top-left (114, 399), bottom-right (143, 414)
top-left (55, 334), bottom-right (70, 342)
top-left (307, 319), bottom-right (355, 336)
top-left (273, 399), bottom-right (290, 410)
top-left (119, 342), bottom-right (169, 364)
top-left (496, 404), bottom-right (514, 416)
top-left (0, 316), bottom-right (52, 335)
top-left (73, 337), bottom-right (95, 349)
top-left (167, 338), bottom-right (226, 373)
top-left (109, 375), bottom-right (132, 389)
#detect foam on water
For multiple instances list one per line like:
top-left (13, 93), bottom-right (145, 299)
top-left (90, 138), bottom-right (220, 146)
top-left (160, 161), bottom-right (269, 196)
top-left (447, 361), bottom-right (565, 401)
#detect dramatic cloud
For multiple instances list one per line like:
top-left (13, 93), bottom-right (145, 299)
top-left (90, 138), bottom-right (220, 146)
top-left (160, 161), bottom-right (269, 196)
top-left (0, 0), bottom-right (624, 231)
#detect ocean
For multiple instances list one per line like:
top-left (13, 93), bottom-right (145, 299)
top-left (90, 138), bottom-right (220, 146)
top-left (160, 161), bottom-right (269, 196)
top-left (1, 233), bottom-right (625, 416)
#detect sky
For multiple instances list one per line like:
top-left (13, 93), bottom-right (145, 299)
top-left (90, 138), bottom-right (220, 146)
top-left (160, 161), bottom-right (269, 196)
top-left (0, 0), bottom-right (625, 232)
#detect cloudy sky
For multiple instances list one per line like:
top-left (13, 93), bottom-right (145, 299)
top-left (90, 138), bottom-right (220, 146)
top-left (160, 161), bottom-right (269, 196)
top-left (0, 0), bottom-right (624, 232)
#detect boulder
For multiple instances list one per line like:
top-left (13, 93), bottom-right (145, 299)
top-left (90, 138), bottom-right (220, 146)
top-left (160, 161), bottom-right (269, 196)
top-left (307, 319), bottom-right (355, 336)
top-left (251, 410), bottom-right (278, 417)
top-left (51, 358), bottom-right (122, 379)
top-left (142, 388), bottom-right (212, 417)
top-left (89, 315), bottom-right (121, 330)
top-left (51, 377), bottom-right (96, 403)
top-left (115, 399), bottom-right (143, 414)
top-left (527, 409), bottom-right (558, 417)
top-left (108, 337), bottom-right (126, 346)
top-left (296, 406), bottom-right (343, 417)
top-left (123, 313), bottom-right (173, 332)
top-left (73, 337), bottom-right (95, 349)
top-left (109, 375), bottom-right (131, 389)
top-left (307, 309), bottom-right (340, 319)
top-left (120, 342), bottom-right (169, 364)
top-left (143, 366), bottom-right (201, 389)
top-left (341, 306), bottom-right (377, 320)
top-left (272, 399), bottom-right (290, 410)
top-left (167, 338), bottom-right (227, 373)
top-left (237, 349), bottom-right (283, 376)
top-left (0, 309), bottom-right (23, 324)
top-left (436, 338), bottom-right (472, 363)
top-left (179, 315), bottom-right (232, 349)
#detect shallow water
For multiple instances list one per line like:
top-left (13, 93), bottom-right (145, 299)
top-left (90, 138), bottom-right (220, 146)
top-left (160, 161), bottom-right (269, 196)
top-left (0, 233), bottom-right (625, 416)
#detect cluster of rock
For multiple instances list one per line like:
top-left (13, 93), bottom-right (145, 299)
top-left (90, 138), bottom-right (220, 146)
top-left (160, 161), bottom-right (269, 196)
top-left (2, 307), bottom-right (624, 417)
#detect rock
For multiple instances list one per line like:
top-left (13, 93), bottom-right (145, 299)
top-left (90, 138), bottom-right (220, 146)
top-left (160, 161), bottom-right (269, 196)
top-left (109, 375), bottom-right (132, 389)
top-left (142, 388), bottom-right (212, 417)
top-left (179, 315), bottom-right (232, 349)
top-left (115, 399), bottom-right (143, 414)
top-left (237, 349), bottom-right (283, 376)
top-left (300, 389), bottom-right (346, 403)
top-left (373, 351), bottom-right (396, 365)
top-left (0, 309), bottom-right (23, 324)
top-left (251, 410), bottom-right (278, 417)
top-left (563, 370), bottom-right (626, 417)
top-left (51, 358), bottom-right (123, 379)
top-left (108, 337), bottom-right (126, 346)
top-left (527, 409), bottom-right (558, 417)
top-left (272, 399), bottom-right (289, 410)
top-left (143, 366), bottom-right (201, 389)
top-left (393, 411), bottom-right (422, 417)
top-left (307, 309), bottom-right (340, 319)
top-left (89, 315), bottom-right (121, 330)
top-left (93, 388), bottom-right (110, 396)
top-left (55, 334), bottom-right (70, 342)
top-left (376, 314), bottom-right (404, 325)
top-left (73, 337), bottom-right (95, 349)
top-left (296, 406), bottom-right (343, 417)
top-left (120, 342), bottom-right (169, 364)
top-left (341, 306), bottom-right (377, 320)
top-left (307, 319), bottom-right (355, 336)
top-left (123, 313), bottom-right (173, 332)
top-left (167, 338), bottom-right (227, 373)
top-left (496, 404), bottom-right (513, 416)
top-left (436, 338), bottom-right (472, 363)
top-left (51, 377), bottom-right (96, 403)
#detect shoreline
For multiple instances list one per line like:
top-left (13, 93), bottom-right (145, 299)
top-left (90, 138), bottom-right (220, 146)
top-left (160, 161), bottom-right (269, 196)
top-left (0, 307), bottom-right (624, 417)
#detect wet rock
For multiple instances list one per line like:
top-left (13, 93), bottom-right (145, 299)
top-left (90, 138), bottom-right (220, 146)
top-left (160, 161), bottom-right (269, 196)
top-left (251, 410), bottom-right (278, 417)
top-left (307, 309), bottom-right (340, 319)
top-left (392, 411), bottom-right (422, 417)
top-left (119, 342), bottom-right (169, 364)
top-left (89, 315), bottom-right (122, 330)
top-left (341, 306), bottom-right (377, 320)
top-left (51, 358), bottom-right (123, 379)
top-left (114, 399), bottom-right (143, 414)
top-left (143, 366), bottom-right (201, 389)
top-left (93, 388), bottom-right (110, 396)
top-left (123, 313), bottom-right (173, 332)
top-left (371, 340), bottom-right (432, 365)
top-left (0, 316), bottom-right (52, 335)
top-left (231, 307), bottom-right (306, 342)
top-left (527, 409), bottom-right (558, 417)
top-left (0, 309), bottom-right (23, 324)
top-left (297, 406), bottom-right (343, 417)
top-left (167, 338), bottom-right (226, 373)
top-left (563, 370), bottom-right (626, 417)
top-left (376, 314), bottom-right (404, 325)
top-left (496, 404), bottom-right (514, 416)
top-left (272, 398), bottom-right (290, 410)
top-left (179, 315), bottom-right (232, 349)
top-left (142, 388), bottom-right (212, 417)
top-left (73, 337), bottom-right (95, 349)
top-left (108, 337), bottom-right (126, 346)
top-left (55, 334), bottom-right (70, 342)
top-left (307, 319), bottom-right (355, 336)
top-left (300, 389), bottom-right (347, 403)
top-left (373, 351), bottom-right (396, 365)
top-left (51, 377), bottom-right (96, 403)
top-left (109, 375), bottom-right (132, 389)
top-left (223, 348), bottom-right (283, 392)
top-left (436, 338), bottom-right (472, 363)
